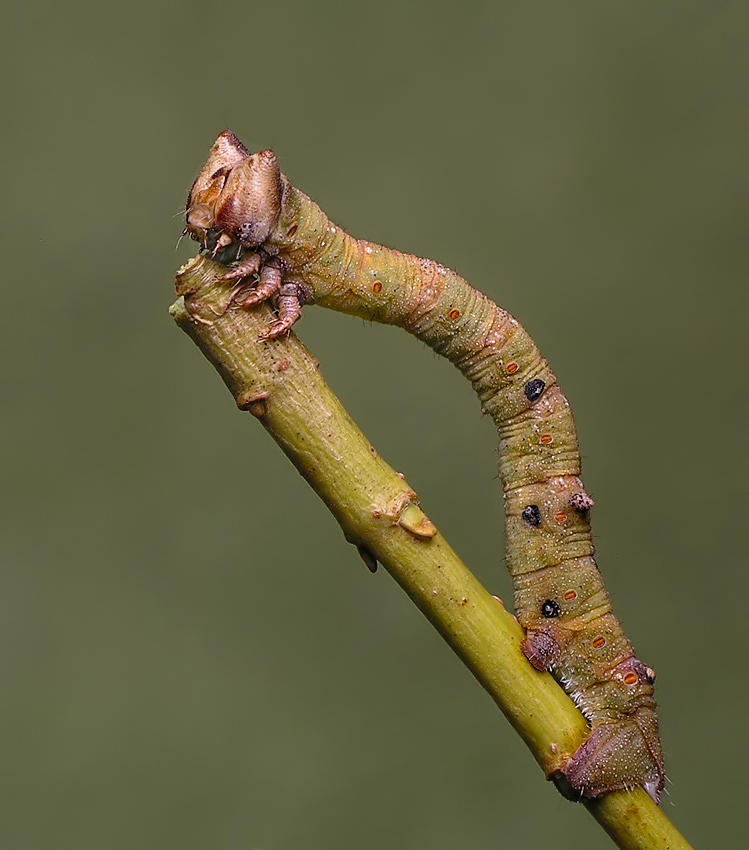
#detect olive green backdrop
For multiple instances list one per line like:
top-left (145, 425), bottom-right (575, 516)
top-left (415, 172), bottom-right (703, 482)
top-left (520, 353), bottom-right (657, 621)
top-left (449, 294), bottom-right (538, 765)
top-left (2, 1), bottom-right (745, 847)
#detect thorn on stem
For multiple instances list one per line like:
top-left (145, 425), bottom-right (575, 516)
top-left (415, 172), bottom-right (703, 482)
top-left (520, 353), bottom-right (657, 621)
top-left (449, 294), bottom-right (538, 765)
top-left (357, 545), bottom-right (378, 573)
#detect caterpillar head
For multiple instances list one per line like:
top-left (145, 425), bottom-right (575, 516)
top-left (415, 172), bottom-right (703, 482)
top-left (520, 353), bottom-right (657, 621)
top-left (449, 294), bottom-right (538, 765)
top-left (185, 131), bottom-right (282, 255)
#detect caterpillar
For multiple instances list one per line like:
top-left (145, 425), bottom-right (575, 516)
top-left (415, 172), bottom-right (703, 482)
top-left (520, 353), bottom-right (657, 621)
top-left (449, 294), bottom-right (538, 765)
top-left (184, 130), bottom-right (665, 804)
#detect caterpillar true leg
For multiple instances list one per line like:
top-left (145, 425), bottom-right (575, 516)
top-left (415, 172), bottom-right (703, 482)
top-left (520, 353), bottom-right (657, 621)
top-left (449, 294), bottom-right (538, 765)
top-left (223, 255), bottom-right (304, 339)
top-left (219, 250), bottom-right (263, 282)
top-left (260, 281), bottom-right (304, 340)
top-left (231, 256), bottom-right (283, 309)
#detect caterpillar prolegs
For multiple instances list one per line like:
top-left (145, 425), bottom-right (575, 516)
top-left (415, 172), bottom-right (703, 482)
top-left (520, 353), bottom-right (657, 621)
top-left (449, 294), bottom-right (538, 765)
top-left (184, 131), bottom-right (666, 803)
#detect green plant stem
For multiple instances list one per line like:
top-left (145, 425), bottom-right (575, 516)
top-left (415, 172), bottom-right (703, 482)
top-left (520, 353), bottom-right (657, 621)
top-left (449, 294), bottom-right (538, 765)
top-left (171, 254), bottom-right (692, 850)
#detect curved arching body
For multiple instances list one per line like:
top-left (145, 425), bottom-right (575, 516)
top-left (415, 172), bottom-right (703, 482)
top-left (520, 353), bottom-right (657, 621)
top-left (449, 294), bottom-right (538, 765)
top-left (184, 131), bottom-right (665, 803)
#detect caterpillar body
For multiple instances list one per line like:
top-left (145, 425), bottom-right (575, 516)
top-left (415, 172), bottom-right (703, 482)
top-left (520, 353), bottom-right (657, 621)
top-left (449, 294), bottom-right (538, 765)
top-left (185, 131), bottom-right (665, 803)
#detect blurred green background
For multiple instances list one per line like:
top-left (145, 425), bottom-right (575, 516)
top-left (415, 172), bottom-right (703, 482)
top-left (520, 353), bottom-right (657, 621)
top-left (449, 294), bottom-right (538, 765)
top-left (2, 1), bottom-right (745, 847)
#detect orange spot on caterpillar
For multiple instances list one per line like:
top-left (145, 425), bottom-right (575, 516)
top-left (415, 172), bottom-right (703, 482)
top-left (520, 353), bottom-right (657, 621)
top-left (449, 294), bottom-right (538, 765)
top-left (592, 636), bottom-right (606, 649)
top-left (623, 672), bottom-right (638, 685)
top-left (286, 223), bottom-right (298, 237)
top-left (372, 281), bottom-right (382, 293)
top-left (540, 434), bottom-right (553, 445)
top-left (506, 362), bottom-right (519, 374)
top-left (563, 590), bottom-right (577, 601)
top-left (449, 308), bottom-right (460, 320)
top-left (554, 511), bottom-right (568, 523)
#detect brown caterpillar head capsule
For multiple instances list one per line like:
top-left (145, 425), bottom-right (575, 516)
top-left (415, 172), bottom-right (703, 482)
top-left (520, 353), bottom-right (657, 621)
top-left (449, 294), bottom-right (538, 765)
top-left (185, 132), bottom-right (282, 254)
top-left (185, 131), bottom-right (249, 242)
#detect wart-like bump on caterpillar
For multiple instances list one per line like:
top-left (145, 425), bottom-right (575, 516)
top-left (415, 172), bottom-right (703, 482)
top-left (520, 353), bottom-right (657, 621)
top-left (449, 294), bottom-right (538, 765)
top-left (184, 132), bottom-right (666, 805)
top-left (570, 492), bottom-right (595, 512)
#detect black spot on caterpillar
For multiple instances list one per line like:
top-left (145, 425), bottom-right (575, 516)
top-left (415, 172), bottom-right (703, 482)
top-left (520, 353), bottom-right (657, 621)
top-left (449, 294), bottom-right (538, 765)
top-left (522, 504), bottom-right (542, 527)
top-left (541, 599), bottom-right (561, 618)
top-left (524, 378), bottom-right (546, 402)
top-left (185, 132), bottom-right (665, 804)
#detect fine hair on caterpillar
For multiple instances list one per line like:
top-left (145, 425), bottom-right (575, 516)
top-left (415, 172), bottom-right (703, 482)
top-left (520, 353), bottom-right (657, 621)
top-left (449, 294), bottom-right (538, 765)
top-left (185, 130), bottom-right (666, 804)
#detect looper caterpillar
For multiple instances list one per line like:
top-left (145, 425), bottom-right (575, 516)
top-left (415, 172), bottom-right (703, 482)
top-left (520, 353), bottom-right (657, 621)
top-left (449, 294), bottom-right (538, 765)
top-left (183, 130), bottom-right (666, 803)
